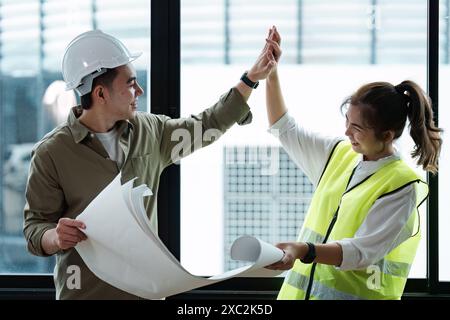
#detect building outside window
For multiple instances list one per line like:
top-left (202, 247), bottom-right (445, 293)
top-left (0, 0), bottom-right (150, 273)
top-left (179, 0), bottom-right (433, 279)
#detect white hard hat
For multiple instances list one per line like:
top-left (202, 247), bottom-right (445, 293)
top-left (62, 30), bottom-right (142, 96)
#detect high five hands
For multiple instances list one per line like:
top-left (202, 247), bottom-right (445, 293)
top-left (246, 26), bottom-right (283, 82)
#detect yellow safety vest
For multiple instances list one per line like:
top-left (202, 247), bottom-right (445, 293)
top-left (277, 141), bottom-right (428, 300)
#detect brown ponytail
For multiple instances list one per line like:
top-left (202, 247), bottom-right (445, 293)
top-left (397, 80), bottom-right (442, 174)
top-left (341, 80), bottom-right (442, 174)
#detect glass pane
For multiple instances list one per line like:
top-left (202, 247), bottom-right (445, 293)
top-left (439, 0), bottom-right (450, 282)
top-left (0, 0), bottom-right (150, 274)
top-left (180, 0), bottom-right (428, 278)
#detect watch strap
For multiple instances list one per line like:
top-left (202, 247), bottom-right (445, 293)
top-left (300, 242), bottom-right (316, 264)
top-left (240, 72), bottom-right (259, 89)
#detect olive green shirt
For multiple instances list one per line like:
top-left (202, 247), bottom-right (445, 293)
top-left (23, 88), bottom-right (251, 299)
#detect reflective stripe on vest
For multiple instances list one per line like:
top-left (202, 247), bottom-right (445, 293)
top-left (299, 226), bottom-right (412, 278)
top-left (373, 259), bottom-right (412, 279)
top-left (298, 227), bottom-right (325, 244)
top-left (285, 270), bottom-right (362, 300)
top-left (278, 141), bottom-right (429, 300)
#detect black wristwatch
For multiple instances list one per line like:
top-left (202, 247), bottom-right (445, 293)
top-left (240, 71), bottom-right (259, 89)
top-left (300, 242), bottom-right (316, 264)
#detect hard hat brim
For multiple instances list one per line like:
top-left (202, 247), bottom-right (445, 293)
top-left (64, 51), bottom-right (143, 92)
top-left (62, 30), bottom-right (144, 93)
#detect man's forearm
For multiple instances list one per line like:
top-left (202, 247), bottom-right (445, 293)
top-left (41, 228), bottom-right (60, 255)
top-left (234, 70), bottom-right (260, 101)
top-left (234, 81), bottom-right (252, 101)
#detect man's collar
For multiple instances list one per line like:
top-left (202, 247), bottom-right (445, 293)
top-left (67, 106), bottom-right (134, 143)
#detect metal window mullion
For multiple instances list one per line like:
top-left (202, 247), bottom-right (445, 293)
top-left (151, 0), bottom-right (180, 260)
top-left (37, 0), bottom-right (45, 141)
top-left (224, 0), bottom-right (230, 65)
top-left (0, 0), bottom-right (3, 234)
top-left (272, 146), bottom-right (280, 244)
top-left (427, 0), bottom-right (439, 294)
top-left (370, 0), bottom-right (378, 65)
top-left (446, 0), bottom-right (450, 64)
top-left (297, 0), bottom-right (303, 64)
top-left (91, 0), bottom-right (97, 30)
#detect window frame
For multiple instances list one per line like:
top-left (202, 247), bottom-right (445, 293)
top-left (1, 0), bottom-right (449, 299)
top-left (166, 0), bottom-right (448, 298)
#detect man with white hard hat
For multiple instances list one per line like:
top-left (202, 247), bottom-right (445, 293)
top-left (23, 30), bottom-right (277, 299)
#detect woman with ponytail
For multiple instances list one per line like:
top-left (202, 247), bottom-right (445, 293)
top-left (263, 26), bottom-right (442, 300)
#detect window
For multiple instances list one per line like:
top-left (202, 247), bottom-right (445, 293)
top-left (180, 0), bottom-right (428, 279)
top-left (0, 0), bottom-right (150, 274)
top-left (1, 0), bottom-right (448, 298)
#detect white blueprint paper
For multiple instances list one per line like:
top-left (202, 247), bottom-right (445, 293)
top-left (75, 173), bottom-right (283, 299)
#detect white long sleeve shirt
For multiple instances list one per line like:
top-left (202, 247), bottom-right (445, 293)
top-left (270, 112), bottom-right (417, 271)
